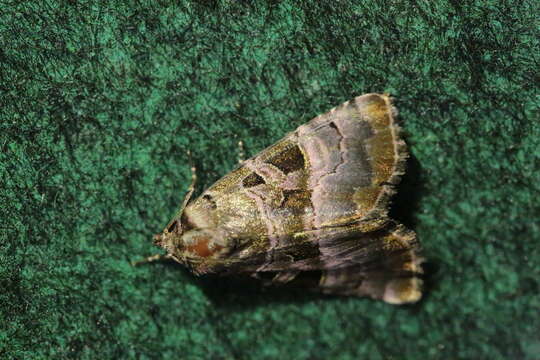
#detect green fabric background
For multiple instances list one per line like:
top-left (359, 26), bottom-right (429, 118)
top-left (1, 1), bottom-right (539, 359)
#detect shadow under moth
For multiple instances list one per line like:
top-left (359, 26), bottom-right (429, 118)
top-left (149, 93), bottom-right (423, 304)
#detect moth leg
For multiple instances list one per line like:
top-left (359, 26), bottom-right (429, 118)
top-left (131, 253), bottom-right (173, 266)
top-left (250, 271), bottom-right (301, 287)
top-left (237, 140), bottom-right (245, 164)
top-left (271, 270), bottom-right (300, 284)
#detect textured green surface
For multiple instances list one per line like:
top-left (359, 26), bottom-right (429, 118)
top-left (1, 1), bottom-right (539, 359)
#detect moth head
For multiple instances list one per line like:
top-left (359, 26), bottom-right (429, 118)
top-left (153, 211), bottom-right (229, 274)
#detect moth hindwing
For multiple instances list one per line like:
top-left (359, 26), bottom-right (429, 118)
top-left (154, 93), bottom-right (423, 304)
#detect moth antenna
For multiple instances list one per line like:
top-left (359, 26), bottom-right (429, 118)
top-left (131, 253), bottom-right (173, 266)
top-left (179, 150), bottom-right (197, 212)
top-left (237, 140), bottom-right (245, 164)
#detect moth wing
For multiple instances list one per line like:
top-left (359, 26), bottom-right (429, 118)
top-left (313, 223), bottom-right (422, 304)
top-left (191, 93), bottom-right (406, 243)
top-left (251, 223), bottom-right (423, 304)
top-left (256, 92), bottom-right (407, 229)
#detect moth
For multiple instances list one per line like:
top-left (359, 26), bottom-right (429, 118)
top-left (148, 93), bottom-right (423, 304)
